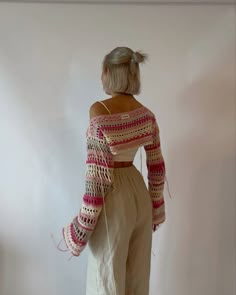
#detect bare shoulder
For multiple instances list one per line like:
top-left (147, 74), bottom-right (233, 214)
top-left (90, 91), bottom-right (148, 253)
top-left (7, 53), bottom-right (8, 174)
top-left (89, 96), bottom-right (145, 119)
top-left (89, 101), bottom-right (109, 120)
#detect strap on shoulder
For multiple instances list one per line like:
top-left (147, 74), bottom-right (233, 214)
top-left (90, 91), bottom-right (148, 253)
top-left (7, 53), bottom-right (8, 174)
top-left (98, 101), bottom-right (112, 115)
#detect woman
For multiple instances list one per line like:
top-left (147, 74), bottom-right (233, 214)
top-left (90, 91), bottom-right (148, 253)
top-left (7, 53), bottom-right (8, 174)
top-left (62, 47), bottom-right (166, 295)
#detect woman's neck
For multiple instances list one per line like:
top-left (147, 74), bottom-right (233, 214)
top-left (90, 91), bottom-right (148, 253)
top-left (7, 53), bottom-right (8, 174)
top-left (111, 92), bottom-right (133, 98)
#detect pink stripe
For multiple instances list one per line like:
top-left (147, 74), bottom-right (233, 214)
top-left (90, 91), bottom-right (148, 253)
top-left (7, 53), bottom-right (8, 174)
top-left (153, 199), bottom-right (165, 208)
top-left (83, 195), bottom-right (104, 206)
top-left (150, 182), bottom-right (165, 187)
top-left (148, 162), bottom-right (165, 172)
top-left (78, 221), bottom-right (93, 231)
top-left (145, 142), bottom-right (160, 150)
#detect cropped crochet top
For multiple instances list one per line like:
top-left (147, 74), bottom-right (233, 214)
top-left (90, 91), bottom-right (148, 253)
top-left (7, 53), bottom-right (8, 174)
top-left (62, 104), bottom-right (166, 257)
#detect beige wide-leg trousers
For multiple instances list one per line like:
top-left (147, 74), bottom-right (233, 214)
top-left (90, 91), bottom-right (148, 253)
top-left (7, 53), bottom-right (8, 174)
top-left (86, 164), bottom-right (153, 295)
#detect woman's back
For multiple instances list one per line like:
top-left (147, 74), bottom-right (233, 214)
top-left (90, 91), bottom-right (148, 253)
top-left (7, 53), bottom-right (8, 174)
top-left (96, 95), bottom-right (148, 162)
top-left (97, 94), bottom-right (145, 115)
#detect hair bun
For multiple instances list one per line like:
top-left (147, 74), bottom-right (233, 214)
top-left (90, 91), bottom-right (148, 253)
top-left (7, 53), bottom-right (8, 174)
top-left (132, 51), bottom-right (148, 64)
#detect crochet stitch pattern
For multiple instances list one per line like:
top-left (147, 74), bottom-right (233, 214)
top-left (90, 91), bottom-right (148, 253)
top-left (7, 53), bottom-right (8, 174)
top-left (62, 106), bottom-right (166, 257)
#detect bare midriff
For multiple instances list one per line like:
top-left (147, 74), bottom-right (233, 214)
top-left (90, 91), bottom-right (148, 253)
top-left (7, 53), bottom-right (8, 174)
top-left (113, 161), bottom-right (133, 168)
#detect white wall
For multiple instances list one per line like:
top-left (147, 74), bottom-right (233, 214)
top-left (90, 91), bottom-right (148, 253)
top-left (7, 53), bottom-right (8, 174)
top-left (0, 3), bottom-right (235, 295)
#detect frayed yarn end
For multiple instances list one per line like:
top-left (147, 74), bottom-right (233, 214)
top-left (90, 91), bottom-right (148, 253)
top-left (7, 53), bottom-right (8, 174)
top-left (50, 233), bottom-right (69, 252)
top-left (165, 175), bottom-right (173, 199)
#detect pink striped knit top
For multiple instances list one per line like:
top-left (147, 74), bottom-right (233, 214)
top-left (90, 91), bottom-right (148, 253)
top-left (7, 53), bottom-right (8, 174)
top-left (62, 105), bottom-right (166, 257)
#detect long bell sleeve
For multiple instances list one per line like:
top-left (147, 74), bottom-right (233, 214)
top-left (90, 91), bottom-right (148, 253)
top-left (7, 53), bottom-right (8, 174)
top-left (144, 116), bottom-right (166, 231)
top-left (62, 121), bottom-right (114, 256)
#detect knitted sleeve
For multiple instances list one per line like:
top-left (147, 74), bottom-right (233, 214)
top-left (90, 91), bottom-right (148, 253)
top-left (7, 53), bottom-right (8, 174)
top-left (144, 116), bottom-right (166, 231)
top-left (62, 121), bottom-right (114, 256)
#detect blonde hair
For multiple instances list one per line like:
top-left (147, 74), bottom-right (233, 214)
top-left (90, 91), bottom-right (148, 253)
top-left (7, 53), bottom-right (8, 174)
top-left (102, 47), bottom-right (148, 95)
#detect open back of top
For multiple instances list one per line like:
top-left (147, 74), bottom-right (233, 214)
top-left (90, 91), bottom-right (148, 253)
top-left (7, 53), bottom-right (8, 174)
top-left (96, 101), bottom-right (151, 162)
